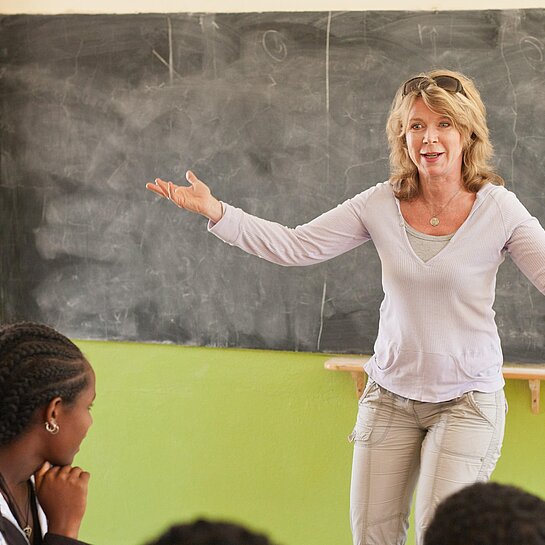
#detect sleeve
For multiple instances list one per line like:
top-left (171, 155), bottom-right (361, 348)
top-left (207, 190), bottom-right (374, 267)
top-left (505, 218), bottom-right (545, 294)
top-left (502, 192), bottom-right (545, 295)
top-left (43, 534), bottom-right (91, 545)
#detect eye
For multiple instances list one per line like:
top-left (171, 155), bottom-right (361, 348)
top-left (410, 122), bottom-right (423, 130)
top-left (439, 121), bottom-right (451, 128)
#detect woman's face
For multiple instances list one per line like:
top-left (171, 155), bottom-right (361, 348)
top-left (46, 369), bottom-right (96, 466)
top-left (404, 97), bottom-right (464, 183)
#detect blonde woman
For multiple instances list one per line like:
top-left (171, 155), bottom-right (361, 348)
top-left (147, 70), bottom-right (545, 545)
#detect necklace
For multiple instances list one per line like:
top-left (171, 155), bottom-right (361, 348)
top-left (422, 187), bottom-right (462, 226)
top-left (0, 472), bottom-right (33, 540)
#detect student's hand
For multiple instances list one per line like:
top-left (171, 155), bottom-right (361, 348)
top-left (146, 170), bottom-right (224, 223)
top-left (35, 462), bottom-right (90, 539)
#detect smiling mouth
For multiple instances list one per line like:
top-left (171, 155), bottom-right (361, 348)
top-left (422, 152), bottom-right (442, 158)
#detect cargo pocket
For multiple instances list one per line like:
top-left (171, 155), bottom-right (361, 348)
top-left (348, 381), bottom-right (390, 446)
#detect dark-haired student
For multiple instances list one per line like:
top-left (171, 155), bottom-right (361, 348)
top-left (144, 519), bottom-right (277, 545)
top-left (424, 482), bottom-right (545, 545)
top-left (0, 322), bottom-right (95, 545)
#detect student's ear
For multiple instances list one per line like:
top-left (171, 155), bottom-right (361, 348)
top-left (43, 396), bottom-right (63, 429)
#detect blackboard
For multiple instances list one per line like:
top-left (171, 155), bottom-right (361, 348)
top-left (1, 10), bottom-right (545, 360)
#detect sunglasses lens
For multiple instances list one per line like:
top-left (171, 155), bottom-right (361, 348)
top-left (433, 76), bottom-right (461, 93)
top-left (402, 75), bottom-right (464, 96)
top-left (403, 77), bottom-right (426, 95)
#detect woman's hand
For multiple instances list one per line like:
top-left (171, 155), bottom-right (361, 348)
top-left (35, 462), bottom-right (90, 539)
top-left (146, 170), bottom-right (223, 223)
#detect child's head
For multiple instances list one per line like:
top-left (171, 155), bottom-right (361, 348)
top-left (0, 321), bottom-right (94, 463)
top-left (145, 519), bottom-right (277, 545)
top-left (424, 482), bottom-right (545, 545)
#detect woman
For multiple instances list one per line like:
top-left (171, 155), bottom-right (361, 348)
top-left (146, 69), bottom-right (545, 545)
top-left (0, 322), bottom-right (95, 545)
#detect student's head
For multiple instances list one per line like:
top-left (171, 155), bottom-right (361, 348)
top-left (386, 68), bottom-right (503, 200)
top-left (424, 482), bottom-right (545, 545)
top-left (144, 519), bottom-right (277, 545)
top-left (0, 321), bottom-right (95, 465)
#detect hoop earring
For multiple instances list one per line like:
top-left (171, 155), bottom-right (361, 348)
top-left (45, 420), bottom-right (59, 434)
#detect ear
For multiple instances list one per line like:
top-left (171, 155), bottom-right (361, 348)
top-left (43, 396), bottom-right (63, 424)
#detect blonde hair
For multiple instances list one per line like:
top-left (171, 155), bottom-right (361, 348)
top-left (386, 69), bottom-right (504, 201)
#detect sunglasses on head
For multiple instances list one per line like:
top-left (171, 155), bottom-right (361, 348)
top-left (402, 75), bottom-right (466, 97)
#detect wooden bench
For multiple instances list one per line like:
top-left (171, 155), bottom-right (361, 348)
top-left (325, 356), bottom-right (545, 414)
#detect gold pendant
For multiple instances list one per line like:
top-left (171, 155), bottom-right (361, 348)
top-left (23, 526), bottom-right (32, 538)
top-left (430, 217), bottom-right (440, 227)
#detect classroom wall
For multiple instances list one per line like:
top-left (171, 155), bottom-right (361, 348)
top-left (2, 1), bottom-right (545, 545)
top-left (2, 0), bottom-right (545, 13)
top-left (75, 341), bottom-right (545, 545)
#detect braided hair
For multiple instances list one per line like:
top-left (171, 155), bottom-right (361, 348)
top-left (0, 321), bottom-right (90, 447)
top-left (424, 482), bottom-right (545, 545)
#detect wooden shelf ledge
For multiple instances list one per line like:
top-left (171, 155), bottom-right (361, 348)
top-left (325, 356), bottom-right (545, 415)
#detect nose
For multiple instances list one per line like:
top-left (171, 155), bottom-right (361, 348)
top-left (422, 127), bottom-right (439, 144)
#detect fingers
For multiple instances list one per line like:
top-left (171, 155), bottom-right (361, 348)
top-left (145, 183), bottom-right (167, 197)
top-left (34, 461), bottom-right (52, 488)
top-left (36, 464), bottom-right (91, 496)
top-left (36, 463), bottom-right (90, 482)
top-left (146, 178), bottom-right (185, 205)
top-left (186, 170), bottom-right (198, 185)
top-left (146, 178), bottom-right (181, 208)
top-left (146, 178), bottom-right (171, 198)
top-left (55, 465), bottom-right (90, 481)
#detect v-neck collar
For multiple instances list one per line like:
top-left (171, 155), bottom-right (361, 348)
top-left (393, 183), bottom-right (494, 266)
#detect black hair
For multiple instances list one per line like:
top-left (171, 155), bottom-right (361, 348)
top-left (144, 519), bottom-right (277, 545)
top-left (424, 482), bottom-right (545, 545)
top-left (0, 321), bottom-right (90, 447)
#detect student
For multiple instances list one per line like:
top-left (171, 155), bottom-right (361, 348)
top-left (0, 322), bottom-right (95, 545)
top-left (424, 482), bottom-right (545, 545)
top-left (147, 69), bottom-right (545, 545)
top-left (143, 519), bottom-right (277, 545)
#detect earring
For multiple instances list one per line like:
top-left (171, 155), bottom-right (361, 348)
top-left (45, 420), bottom-right (60, 434)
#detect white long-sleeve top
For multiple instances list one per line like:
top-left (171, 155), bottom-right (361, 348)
top-left (209, 181), bottom-right (545, 402)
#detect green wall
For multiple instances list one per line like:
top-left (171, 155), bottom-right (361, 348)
top-left (74, 340), bottom-right (545, 545)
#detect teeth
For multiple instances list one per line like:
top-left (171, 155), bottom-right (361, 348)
top-left (425, 153), bottom-right (438, 157)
